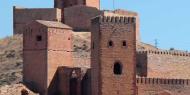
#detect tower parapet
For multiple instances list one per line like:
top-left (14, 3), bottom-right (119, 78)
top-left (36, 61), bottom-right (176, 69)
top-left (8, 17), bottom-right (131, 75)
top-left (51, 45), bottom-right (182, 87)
top-left (91, 16), bottom-right (137, 95)
top-left (94, 16), bottom-right (136, 24)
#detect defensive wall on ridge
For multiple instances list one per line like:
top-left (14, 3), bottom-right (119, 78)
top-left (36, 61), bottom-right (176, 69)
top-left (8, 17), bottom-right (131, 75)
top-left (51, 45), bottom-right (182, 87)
top-left (137, 50), bottom-right (190, 79)
top-left (137, 77), bottom-right (190, 95)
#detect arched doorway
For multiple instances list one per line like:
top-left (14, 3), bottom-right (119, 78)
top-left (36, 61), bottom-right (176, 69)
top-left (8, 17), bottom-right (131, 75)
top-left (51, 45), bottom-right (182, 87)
top-left (114, 62), bottom-right (122, 75)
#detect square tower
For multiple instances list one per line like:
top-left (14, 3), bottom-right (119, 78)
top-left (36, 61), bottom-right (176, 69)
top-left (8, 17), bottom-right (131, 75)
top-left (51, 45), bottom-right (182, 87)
top-left (91, 16), bottom-right (137, 95)
top-left (23, 20), bottom-right (73, 95)
top-left (54, 0), bottom-right (100, 9)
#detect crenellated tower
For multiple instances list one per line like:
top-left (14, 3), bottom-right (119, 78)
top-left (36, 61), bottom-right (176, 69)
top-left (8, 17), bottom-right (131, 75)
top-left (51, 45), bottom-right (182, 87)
top-left (91, 16), bottom-right (137, 95)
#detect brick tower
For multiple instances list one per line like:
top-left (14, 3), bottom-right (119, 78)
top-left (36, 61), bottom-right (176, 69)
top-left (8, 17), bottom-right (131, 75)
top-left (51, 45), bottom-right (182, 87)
top-left (54, 0), bottom-right (100, 9)
top-left (91, 16), bottom-right (137, 95)
top-left (23, 20), bottom-right (73, 95)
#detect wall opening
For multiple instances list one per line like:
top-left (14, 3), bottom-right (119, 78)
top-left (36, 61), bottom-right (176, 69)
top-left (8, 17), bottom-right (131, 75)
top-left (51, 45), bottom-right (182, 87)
top-left (92, 42), bottom-right (95, 49)
top-left (114, 62), bottom-right (122, 75)
top-left (108, 40), bottom-right (113, 47)
top-left (122, 41), bottom-right (127, 47)
top-left (36, 35), bottom-right (42, 41)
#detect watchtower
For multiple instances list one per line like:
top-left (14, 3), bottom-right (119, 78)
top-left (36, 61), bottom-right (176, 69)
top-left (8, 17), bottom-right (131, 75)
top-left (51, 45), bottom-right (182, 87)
top-left (91, 16), bottom-right (137, 95)
top-left (23, 20), bottom-right (73, 95)
top-left (54, 0), bottom-right (100, 9)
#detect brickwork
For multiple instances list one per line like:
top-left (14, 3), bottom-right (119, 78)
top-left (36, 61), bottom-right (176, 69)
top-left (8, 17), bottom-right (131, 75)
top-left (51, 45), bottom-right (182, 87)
top-left (64, 5), bottom-right (101, 31)
top-left (91, 16), bottom-right (137, 95)
top-left (19, 0), bottom-right (190, 95)
top-left (137, 77), bottom-right (190, 95)
top-left (54, 0), bottom-right (100, 9)
top-left (23, 21), bottom-right (48, 94)
top-left (58, 67), bottom-right (82, 95)
top-left (23, 20), bottom-right (73, 95)
top-left (13, 7), bottom-right (61, 34)
top-left (137, 50), bottom-right (190, 79)
top-left (103, 9), bottom-right (140, 41)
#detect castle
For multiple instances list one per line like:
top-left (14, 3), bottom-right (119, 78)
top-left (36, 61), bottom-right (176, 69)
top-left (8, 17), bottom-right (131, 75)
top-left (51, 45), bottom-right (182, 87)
top-left (13, 0), bottom-right (190, 95)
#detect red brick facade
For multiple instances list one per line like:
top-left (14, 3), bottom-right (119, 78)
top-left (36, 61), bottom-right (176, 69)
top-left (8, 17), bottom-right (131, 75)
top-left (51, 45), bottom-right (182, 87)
top-left (64, 5), bottom-right (101, 31)
top-left (13, 7), bottom-right (61, 34)
top-left (91, 16), bottom-right (137, 95)
top-left (23, 20), bottom-right (73, 95)
top-left (137, 50), bottom-right (190, 79)
top-left (20, 0), bottom-right (190, 95)
top-left (54, 0), bottom-right (100, 9)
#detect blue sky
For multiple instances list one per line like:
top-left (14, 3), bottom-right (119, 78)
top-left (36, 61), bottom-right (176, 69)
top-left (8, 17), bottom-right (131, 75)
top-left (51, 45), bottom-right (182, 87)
top-left (1, 0), bottom-right (190, 51)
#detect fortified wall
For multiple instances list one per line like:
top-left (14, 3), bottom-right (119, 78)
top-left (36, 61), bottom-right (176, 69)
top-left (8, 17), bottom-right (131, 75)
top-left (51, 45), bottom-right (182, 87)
top-left (137, 77), bottom-right (190, 95)
top-left (13, 7), bottom-right (62, 34)
top-left (137, 50), bottom-right (190, 79)
top-left (63, 5), bottom-right (101, 31)
top-left (13, 5), bottom-right (141, 41)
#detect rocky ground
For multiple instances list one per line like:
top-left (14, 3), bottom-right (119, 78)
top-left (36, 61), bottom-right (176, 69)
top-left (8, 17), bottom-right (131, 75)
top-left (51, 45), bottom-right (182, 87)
top-left (0, 83), bottom-right (38, 95)
top-left (0, 35), bottom-right (23, 86)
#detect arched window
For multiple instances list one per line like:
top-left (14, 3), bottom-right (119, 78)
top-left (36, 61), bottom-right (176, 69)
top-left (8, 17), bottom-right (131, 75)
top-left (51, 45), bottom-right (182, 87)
top-left (114, 62), bottom-right (122, 75)
top-left (108, 40), bottom-right (113, 47)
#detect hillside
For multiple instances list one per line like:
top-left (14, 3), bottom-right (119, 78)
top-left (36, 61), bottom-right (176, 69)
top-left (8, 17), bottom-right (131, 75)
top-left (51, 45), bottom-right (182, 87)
top-left (0, 35), bottom-right (23, 86)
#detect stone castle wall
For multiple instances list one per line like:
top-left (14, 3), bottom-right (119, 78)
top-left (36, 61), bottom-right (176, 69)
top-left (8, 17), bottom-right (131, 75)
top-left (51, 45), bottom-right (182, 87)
top-left (64, 5), bottom-right (101, 31)
top-left (137, 77), bottom-right (190, 95)
top-left (137, 50), bottom-right (190, 79)
top-left (47, 27), bottom-right (73, 89)
top-left (23, 22), bottom-right (48, 94)
top-left (13, 7), bottom-right (61, 34)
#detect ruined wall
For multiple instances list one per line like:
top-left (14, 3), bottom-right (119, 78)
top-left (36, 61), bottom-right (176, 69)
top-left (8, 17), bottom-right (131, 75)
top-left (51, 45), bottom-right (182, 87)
top-left (91, 16), bottom-right (137, 95)
top-left (13, 7), bottom-right (61, 34)
top-left (137, 77), bottom-right (190, 95)
top-left (81, 69), bottom-right (91, 95)
top-left (23, 22), bottom-right (48, 94)
top-left (64, 5), bottom-right (101, 31)
top-left (58, 67), bottom-right (82, 95)
top-left (137, 50), bottom-right (190, 79)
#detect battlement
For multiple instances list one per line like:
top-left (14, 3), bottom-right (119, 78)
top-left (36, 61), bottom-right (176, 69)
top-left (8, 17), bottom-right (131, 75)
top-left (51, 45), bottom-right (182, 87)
top-left (92, 16), bottom-right (136, 24)
top-left (137, 50), bottom-right (190, 57)
top-left (137, 77), bottom-right (190, 85)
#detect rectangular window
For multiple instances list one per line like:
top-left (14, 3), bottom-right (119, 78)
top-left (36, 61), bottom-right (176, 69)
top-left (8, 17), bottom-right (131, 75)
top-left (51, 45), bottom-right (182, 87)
top-left (36, 35), bottom-right (42, 41)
